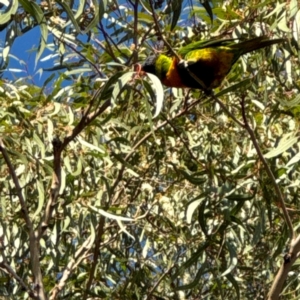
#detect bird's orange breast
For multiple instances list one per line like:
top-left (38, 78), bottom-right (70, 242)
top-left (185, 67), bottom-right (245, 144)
top-left (162, 58), bottom-right (187, 88)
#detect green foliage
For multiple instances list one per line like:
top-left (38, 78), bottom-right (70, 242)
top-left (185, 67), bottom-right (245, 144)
top-left (0, 0), bottom-right (299, 299)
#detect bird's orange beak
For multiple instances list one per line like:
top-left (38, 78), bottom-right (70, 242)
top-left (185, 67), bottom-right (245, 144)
top-left (134, 63), bottom-right (146, 76)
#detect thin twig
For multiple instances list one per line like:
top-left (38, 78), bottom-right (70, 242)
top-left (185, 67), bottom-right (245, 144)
top-left (146, 265), bottom-right (173, 300)
top-left (162, 116), bottom-right (206, 168)
top-left (98, 21), bottom-right (125, 62)
top-left (83, 216), bottom-right (106, 300)
top-left (50, 235), bottom-right (94, 299)
top-left (124, 99), bottom-right (200, 161)
top-left (132, 0), bottom-right (139, 64)
top-left (64, 41), bottom-right (105, 78)
top-left (211, 94), bottom-right (244, 127)
top-left (127, 21), bottom-right (154, 66)
top-left (61, 98), bottom-right (111, 149)
top-left (239, 95), bottom-right (293, 239)
top-left (0, 261), bottom-right (35, 298)
top-left (148, 0), bottom-right (180, 60)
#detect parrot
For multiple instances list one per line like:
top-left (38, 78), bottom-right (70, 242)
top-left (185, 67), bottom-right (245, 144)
top-left (141, 36), bottom-right (284, 92)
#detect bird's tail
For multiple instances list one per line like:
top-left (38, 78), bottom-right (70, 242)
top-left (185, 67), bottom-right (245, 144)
top-left (233, 36), bottom-right (285, 55)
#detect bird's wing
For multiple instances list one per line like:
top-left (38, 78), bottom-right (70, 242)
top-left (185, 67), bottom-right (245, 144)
top-left (178, 38), bottom-right (237, 57)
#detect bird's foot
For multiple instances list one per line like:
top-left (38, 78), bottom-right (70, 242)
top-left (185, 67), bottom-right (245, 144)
top-left (178, 59), bottom-right (189, 69)
top-left (178, 59), bottom-right (198, 69)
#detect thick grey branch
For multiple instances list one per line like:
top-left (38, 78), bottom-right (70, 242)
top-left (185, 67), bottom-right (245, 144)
top-left (0, 138), bottom-right (47, 300)
top-left (268, 235), bottom-right (300, 299)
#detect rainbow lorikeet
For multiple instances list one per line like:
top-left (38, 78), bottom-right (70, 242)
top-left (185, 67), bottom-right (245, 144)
top-left (141, 36), bottom-right (284, 92)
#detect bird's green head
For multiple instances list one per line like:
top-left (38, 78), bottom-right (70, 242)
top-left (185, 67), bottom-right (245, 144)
top-left (141, 54), bottom-right (172, 80)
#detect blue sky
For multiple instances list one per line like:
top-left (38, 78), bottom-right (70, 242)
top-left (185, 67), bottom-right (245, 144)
top-left (0, 26), bottom-right (55, 85)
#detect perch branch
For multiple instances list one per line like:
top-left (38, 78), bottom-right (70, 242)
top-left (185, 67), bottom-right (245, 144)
top-left (239, 95), bottom-right (293, 238)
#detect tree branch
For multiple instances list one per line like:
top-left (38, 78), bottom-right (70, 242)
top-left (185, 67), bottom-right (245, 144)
top-left (37, 138), bottom-right (63, 239)
top-left (147, 0), bottom-right (181, 60)
top-left (268, 235), bottom-right (300, 299)
top-left (239, 95), bottom-right (293, 239)
top-left (49, 235), bottom-right (95, 299)
top-left (0, 138), bottom-right (47, 300)
top-left (210, 93), bottom-right (295, 300)
top-left (131, 0), bottom-right (139, 64)
top-left (83, 216), bottom-right (106, 300)
top-left (185, 64), bottom-right (293, 238)
top-left (0, 260), bottom-right (35, 298)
